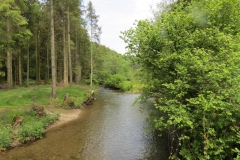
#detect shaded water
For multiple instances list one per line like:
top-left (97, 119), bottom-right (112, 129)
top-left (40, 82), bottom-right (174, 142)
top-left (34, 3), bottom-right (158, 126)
top-left (0, 88), bottom-right (168, 160)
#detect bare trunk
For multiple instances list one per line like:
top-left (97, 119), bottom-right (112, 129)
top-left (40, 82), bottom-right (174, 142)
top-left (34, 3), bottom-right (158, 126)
top-left (75, 33), bottom-right (81, 84)
top-left (6, 16), bottom-right (12, 86)
top-left (67, 7), bottom-right (72, 85)
top-left (51, 0), bottom-right (57, 98)
top-left (90, 20), bottom-right (93, 87)
top-left (63, 23), bottom-right (68, 85)
top-left (35, 31), bottom-right (40, 84)
top-left (18, 52), bottom-right (22, 86)
top-left (14, 59), bottom-right (16, 85)
top-left (44, 42), bottom-right (49, 84)
top-left (7, 50), bottom-right (12, 86)
top-left (27, 44), bottom-right (29, 86)
top-left (90, 43), bottom-right (93, 87)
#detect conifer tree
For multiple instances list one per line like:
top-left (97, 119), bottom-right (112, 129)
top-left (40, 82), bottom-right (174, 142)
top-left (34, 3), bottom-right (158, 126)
top-left (86, 1), bottom-right (101, 87)
top-left (0, 0), bottom-right (31, 86)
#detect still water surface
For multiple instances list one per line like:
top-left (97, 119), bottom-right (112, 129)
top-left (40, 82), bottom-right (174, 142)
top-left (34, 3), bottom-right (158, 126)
top-left (0, 88), bottom-right (168, 160)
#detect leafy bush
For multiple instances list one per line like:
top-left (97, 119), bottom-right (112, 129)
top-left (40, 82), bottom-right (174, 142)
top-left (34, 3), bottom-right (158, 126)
top-left (0, 126), bottom-right (12, 149)
top-left (40, 114), bottom-right (59, 128)
top-left (18, 121), bottom-right (44, 142)
top-left (105, 74), bottom-right (125, 90)
top-left (121, 81), bottom-right (132, 91)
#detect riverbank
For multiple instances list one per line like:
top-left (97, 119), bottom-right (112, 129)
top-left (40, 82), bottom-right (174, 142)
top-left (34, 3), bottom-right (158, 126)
top-left (45, 108), bottom-right (82, 131)
top-left (0, 84), bottom-right (96, 150)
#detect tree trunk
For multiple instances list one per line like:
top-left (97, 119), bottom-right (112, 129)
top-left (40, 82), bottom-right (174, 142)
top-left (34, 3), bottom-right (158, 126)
top-left (14, 59), bottom-right (16, 86)
top-left (18, 52), bottom-right (22, 86)
top-left (35, 31), bottom-right (40, 84)
top-left (63, 23), bottom-right (68, 85)
top-left (75, 33), bottom-right (81, 84)
top-left (44, 42), bottom-right (49, 84)
top-left (27, 44), bottom-right (29, 86)
top-left (90, 16), bottom-right (93, 88)
top-left (90, 42), bottom-right (93, 87)
top-left (51, 0), bottom-right (57, 98)
top-left (6, 17), bottom-right (12, 87)
top-left (67, 7), bottom-right (72, 85)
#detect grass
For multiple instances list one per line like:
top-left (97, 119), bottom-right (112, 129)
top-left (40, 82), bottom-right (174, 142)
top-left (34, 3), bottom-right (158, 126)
top-left (0, 85), bottom-right (51, 110)
top-left (0, 84), bottom-right (93, 110)
top-left (0, 84), bottom-right (94, 149)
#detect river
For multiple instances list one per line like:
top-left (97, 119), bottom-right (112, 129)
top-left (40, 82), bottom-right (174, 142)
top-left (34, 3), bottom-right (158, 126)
top-left (0, 88), bottom-right (169, 160)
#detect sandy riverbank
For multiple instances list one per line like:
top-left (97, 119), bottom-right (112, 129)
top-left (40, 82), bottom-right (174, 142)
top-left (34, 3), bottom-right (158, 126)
top-left (45, 108), bottom-right (82, 131)
top-left (8, 108), bottom-right (82, 148)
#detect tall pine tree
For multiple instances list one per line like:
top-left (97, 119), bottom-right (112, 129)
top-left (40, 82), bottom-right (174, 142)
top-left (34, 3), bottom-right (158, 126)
top-left (86, 1), bottom-right (101, 87)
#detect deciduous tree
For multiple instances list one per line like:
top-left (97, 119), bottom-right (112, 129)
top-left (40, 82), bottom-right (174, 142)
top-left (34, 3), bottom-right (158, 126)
top-left (122, 0), bottom-right (240, 159)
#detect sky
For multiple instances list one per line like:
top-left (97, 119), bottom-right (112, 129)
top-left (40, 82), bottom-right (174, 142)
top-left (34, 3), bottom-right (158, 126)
top-left (84, 0), bottom-right (162, 54)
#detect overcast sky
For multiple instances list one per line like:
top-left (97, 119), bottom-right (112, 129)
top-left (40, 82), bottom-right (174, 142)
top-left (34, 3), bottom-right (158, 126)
top-left (84, 0), bottom-right (162, 54)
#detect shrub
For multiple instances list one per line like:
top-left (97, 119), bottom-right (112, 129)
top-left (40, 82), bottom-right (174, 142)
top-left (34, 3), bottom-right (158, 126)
top-left (105, 74), bottom-right (125, 90)
top-left (18, 121), bottom-right (44, 142)
top-left (0, 126), bottom-right (12, 149)
top-left (40, 114), bottom-right (59, 128)
top-left (121, 81), bottom-right (132, 91)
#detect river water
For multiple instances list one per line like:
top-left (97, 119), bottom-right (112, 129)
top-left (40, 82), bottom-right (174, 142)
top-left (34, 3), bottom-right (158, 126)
top-left (0, 88), bottom-right (168, 160)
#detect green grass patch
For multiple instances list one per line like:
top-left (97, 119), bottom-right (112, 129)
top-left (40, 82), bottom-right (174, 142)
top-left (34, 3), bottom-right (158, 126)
top-left (0, 84), bottom-right (93, 149)
top-left (0, 85), bottom-right (51, 110)
top-left (0, 84), bottom-right (93, 110)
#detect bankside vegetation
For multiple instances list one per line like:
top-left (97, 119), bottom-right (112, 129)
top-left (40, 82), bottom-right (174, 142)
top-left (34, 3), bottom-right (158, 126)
top-left (122, 0), bottom-right (240, 159)
top-left (0, 84), bottom-right (94, 150)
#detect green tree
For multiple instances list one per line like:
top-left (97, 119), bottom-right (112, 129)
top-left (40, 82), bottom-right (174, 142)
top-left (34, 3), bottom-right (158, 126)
top-left (0, 0), bottom-right (31, 86)
top-left (122, 0), bottom-right (240, 159)
top-left (0, 0), bottom-right (99, 89)
top-left (86, 1), bottom-right (101, 87)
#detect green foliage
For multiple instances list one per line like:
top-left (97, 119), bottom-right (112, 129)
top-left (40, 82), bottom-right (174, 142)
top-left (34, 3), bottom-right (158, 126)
top-left (90, 44), bottom-right (138, 91)
top-left (0, 126), bottom-right (12, 149)
top-left (122, 0), bottom-right (240, 159)
top-left (105, 74), bottom-right (125, 90)
top-left (91, 44), bottom-right (133, 86)
top-left (121, 81), bottom-right (132, 91)
top-left (17, 113), bottom-right (59, 143)
top-left (42, 114), bottom-right (59, 128)
top-left (18, 121), bottom-right (44, 142)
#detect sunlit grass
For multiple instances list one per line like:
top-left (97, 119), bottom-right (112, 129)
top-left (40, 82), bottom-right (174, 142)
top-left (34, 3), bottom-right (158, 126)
top-left (0, 84), bottom-right (92, 110)
top-left (0, 85), bottom-right (51, 110)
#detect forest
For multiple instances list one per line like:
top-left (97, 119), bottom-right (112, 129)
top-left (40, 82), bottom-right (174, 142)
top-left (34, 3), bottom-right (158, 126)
top-left (122, 0), bottom-right (240, 159)
top-left (0, 0), bottom-right (138, 151)
top-left (0, 0), bottom-right (135, 93)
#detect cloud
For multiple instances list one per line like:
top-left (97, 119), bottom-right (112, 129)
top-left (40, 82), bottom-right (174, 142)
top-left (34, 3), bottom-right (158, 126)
top-left (84, 0), bottom-right (161, 54)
